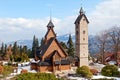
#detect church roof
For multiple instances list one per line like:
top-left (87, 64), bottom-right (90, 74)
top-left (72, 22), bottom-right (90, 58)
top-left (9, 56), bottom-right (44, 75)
top-left (39, 37), bottom-right (55, 56)
top-left (37, 60), bottom-right (52, 66)
top-left (47, 20), bottom-right (54, 28)
top-left (38, 37), bottom-right (68, 57)
top-left (37, 59), bottom-right (70, 66)
top-left (74, 14), bottom-right (89, 24)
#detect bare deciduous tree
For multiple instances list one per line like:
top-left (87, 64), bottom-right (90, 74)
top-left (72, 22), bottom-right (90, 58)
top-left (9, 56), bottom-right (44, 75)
top-left (95, 31), bottom-right (109, 64)
top-left (107, 26), bottom-right (120, 64)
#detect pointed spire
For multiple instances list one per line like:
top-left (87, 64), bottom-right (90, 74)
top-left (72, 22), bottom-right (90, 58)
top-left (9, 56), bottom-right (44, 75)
top-left (47, 9), bottom-right (54, 29)
top-left (47, 19), bottom-right (54, 29)
top-left (79, 7), bottom-right (84, 15)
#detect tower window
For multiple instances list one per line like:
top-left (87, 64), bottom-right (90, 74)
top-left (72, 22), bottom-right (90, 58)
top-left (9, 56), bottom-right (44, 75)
top-left (83, 38), bottom-right (85, 40)
top-left (83, 30), bottom-right (85, 34)
top-left (83, 18), bottom-right (85, 21)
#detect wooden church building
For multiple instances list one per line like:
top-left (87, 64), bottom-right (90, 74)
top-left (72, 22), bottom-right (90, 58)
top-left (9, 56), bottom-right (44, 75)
top-left (30, 19), bottom-right (71, 72)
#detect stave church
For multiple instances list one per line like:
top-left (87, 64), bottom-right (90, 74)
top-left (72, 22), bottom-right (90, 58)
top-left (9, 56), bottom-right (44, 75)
top-left (30, 7), bottom-right (89, 72)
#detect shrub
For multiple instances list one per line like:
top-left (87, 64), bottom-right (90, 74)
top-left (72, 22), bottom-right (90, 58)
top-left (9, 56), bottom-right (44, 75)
top-left (76, 66), bottom-right (92, 78)
top-left (101, 65), bottom-right (119, 77)
top-left (90, 69), bottom-right (98, 75)
top-left (11, 73), bottom-right (63, 80)
top-left (21, 69), bottom-right (28, 73)
top-left (2, 66), bottom-right (13, 78)
top-left (0, 65), bottom-right (3, 74)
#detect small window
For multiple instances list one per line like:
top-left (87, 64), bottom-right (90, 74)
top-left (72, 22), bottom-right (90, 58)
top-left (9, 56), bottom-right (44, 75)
top-left (83, 18), bottom-right (85, 21)
top-left (83, 30), bottom-right (85, 34)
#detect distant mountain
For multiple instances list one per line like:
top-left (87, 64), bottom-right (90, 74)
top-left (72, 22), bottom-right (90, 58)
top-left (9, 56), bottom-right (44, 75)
top-left (88, 35), bottom-right (99, 54)
top-left (6, 34), bottom-right (75, 49)
top-left (6, 34), bottom-right (99, 55)
top-left (7, 40), bottom-right (33, 49)
top-left (57, 34), bottom-right (75, 43)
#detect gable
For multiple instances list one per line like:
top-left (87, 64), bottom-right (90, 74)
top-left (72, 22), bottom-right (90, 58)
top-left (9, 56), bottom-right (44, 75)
top-left (42, 39), bottom-right (68, 59)
top-left (45, 29), bottom-right (56, 41)
top-left (53, 51), bottom-right (61, 61)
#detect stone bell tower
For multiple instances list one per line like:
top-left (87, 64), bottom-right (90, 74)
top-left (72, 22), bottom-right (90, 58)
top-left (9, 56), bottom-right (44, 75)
top-left (74, 7), bottom-right (89, 67)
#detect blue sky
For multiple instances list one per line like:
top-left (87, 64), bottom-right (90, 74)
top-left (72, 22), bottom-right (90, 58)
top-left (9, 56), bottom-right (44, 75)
top-left (0, 0), bottom-right (102, 18)
top-left (0, 0), bottom-right (120, 42)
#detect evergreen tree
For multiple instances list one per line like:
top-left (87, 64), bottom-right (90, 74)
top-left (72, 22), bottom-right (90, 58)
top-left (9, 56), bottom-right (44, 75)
top-left (19, 45), bottom-right (22, 54)
top-left (31, 35), bottom-right (39, 58)
top-left (0, 43), bottom-right (5, 55)
top-left (40, 37), bottom-right (45, 46)
top-left (27, 49), bottom-right (32, 58)
top-left (35, 38), bottom-right (39, 47)
top-left (67, 34), bottom-right (75, 57)
top-left (23, 46), bottom-right (27, 54)
top-left (12, 41), bottom-right (18, 55)
top-left (60, 41), bottom-right (68, 50)
top-left (17, 45), bottom-right (20, 54)
top-left (5, 44), bottom-right (7, 54)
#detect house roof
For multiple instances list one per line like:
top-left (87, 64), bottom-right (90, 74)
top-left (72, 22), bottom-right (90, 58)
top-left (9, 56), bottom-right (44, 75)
top-left (74, 14), bottom-right (89, 24)
top-left (105, 52), bottom-right (120, 64)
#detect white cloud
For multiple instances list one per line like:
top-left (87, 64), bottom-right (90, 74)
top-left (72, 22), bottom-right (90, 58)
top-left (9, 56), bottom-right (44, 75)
top-left (0, 0), bottom-right (120, 42)
top-left (88, 0), bottom-right (120, 35)
top-left (0, 17), bottom-right (75, 42)
top-left (0, 18), bottom-right (48, 42)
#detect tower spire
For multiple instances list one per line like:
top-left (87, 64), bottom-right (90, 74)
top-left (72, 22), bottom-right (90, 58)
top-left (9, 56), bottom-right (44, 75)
top-left (79, 7), bottom-right (84, 15)
top-left (46, 9), bottom-right (54, 29)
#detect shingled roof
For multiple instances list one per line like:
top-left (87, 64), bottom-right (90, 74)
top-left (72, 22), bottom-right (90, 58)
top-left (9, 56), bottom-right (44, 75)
top-left (37, 60), bottom-right (52, 66)
top-left (39, 37), bottom-right (55, 56)
top-left (47, 20), bottom-right (54, 28)
top-left (38, 37), bottom-right (68, 57)
top-left (74, 7), bottom-right (89, 24)
top-left (74, 14), bottom-right (89, 24)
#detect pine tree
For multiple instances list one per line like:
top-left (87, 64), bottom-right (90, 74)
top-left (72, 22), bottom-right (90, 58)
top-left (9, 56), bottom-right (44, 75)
top-left (23, 46), bottom-right (27, 54)
top-left (60, 41), bottom-right (68, 50)
top-left (13, 41), bottom-right (18, 55)
top-left (0, 43), bottom-right (5, 55)
top-left (5, 44), bottom-right (7, 54)
top-left (67, 34), bottom-right (75, 57)
top-left (31, 35), bottom-right (39, 58)
top-left (40, 37), bottom-right (45, 46)
top-left (19, 45), bottom-right (22, 54)
top-left (35, 38), bottom-right (39, 48)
